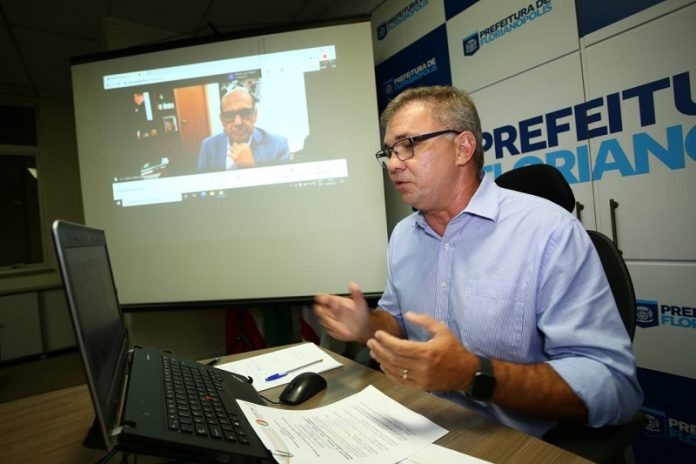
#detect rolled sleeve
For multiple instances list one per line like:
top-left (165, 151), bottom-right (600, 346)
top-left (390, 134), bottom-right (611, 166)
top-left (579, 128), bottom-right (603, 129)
top-left (549, 356), bottom-right (643, 426)
top-left (539, 219), bottom-right (643, 427)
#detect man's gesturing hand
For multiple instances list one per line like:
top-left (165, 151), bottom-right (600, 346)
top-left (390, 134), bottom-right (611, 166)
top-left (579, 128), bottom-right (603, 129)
top-left (229, 143), bottom-right (255, 168)
top-left (314, 283), bottom-right (371, 343)
top-left (366, 311), bottom-right (475, 391)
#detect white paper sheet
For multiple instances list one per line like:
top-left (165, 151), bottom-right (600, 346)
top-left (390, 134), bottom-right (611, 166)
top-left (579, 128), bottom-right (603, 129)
top-left (238, 385), bottom-right (448, 464)
top-left (217, 342), bottom-right (343, 391)
top-left (399, 444), bottom-right (492, 464)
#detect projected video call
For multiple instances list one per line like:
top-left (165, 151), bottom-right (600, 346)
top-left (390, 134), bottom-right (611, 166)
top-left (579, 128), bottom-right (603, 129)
top-left (104, 46), bottom-right (346, 207)
top-left (72, 22), bottom-right (387, 304)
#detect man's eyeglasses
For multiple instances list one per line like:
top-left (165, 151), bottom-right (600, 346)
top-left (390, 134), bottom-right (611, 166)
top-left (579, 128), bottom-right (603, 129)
top-left (375, 129), bottom-right (460, 168)
top-left (221, 108), bottom-right (255, 122)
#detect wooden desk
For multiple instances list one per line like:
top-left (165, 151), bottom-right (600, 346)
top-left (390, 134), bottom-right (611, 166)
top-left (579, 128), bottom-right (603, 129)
top-left (0, 346), bottom-right (590, 463)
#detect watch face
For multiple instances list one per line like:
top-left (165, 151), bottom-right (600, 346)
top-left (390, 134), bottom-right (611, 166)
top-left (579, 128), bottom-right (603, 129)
top-left (470, 371), bottom-right (497, 400)
top-left (468, 357), bottom-right (496, 401)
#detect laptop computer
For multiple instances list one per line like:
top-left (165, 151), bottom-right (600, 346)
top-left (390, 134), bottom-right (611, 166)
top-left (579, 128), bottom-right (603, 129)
top-left (52, 220), bottom-right (274, 463)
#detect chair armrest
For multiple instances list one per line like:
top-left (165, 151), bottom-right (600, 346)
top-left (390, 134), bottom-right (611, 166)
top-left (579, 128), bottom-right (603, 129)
top-left (542, 412), bottom-right (647, 464)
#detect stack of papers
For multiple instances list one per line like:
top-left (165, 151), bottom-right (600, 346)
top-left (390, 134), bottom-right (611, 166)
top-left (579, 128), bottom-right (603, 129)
top-left (218, 342), bottom-right (342, 391)
top-left (225, 343), bottom-right (492, 463)
top-left (238, 385), bottom-right (449, 464)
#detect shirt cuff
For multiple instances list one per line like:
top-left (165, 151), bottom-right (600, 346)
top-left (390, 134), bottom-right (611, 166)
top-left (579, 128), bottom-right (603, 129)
top-left (548, 357), bottom-right (619, 427)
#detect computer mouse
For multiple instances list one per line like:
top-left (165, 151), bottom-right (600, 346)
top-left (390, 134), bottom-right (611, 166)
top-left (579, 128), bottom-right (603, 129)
top-left (279, 372), bottom-right (327, 405)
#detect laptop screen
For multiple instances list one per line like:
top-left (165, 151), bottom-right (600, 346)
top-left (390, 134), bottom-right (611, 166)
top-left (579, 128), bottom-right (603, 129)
top-left (53, 220), bottom-right (130, 445)
top-left (64, 245), bottom-right (127, 393)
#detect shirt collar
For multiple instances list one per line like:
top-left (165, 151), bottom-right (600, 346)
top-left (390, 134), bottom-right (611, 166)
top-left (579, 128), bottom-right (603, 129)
top-left (414, 171), bottom-right (500, 229)
top-left (461, 172), bottom-right (499, 222)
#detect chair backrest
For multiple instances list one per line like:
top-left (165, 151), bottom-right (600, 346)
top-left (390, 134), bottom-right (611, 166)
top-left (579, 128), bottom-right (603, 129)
top-left (494, 164), bottom-right (636, 340)
top-left (587, 230), bottom-right (636, 340)
top-left (494, 164), bottom-right (576, 213)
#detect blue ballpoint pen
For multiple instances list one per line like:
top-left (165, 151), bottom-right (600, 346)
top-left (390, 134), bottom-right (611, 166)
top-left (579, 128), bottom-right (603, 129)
top-left (265, 358), bottom-right (323, 381)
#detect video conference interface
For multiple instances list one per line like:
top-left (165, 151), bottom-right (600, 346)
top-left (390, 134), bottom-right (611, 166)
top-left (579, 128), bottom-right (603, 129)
top-left (104, 45), bottom-right (346, 207)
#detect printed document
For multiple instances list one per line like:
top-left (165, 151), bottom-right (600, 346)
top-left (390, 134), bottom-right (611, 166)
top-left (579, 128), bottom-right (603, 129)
top-left (238, 385), bottom-right (447, 464)
top-left (218, 342), bottom-right (342, 391)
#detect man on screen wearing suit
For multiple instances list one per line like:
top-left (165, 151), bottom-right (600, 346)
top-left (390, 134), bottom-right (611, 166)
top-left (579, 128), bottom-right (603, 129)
top-left (197, 87), bottom-right (291, 171)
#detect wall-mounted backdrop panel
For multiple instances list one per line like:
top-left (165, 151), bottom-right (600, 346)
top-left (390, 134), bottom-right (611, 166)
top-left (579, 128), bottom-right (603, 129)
top-left (371, 0), bottom-right (446, 65)
top-left (447, 0), bottom-right (579, 93)
top-left (375, 25), bottom-right (452, 114)
top-left (471, 53), bottom-right (597, 228)
top-left (583, 3), bottom-right (696, 260)
top-left (578, 0), bottom-right (691, 45)
top-left (631, 263), bottom-right (696, 378)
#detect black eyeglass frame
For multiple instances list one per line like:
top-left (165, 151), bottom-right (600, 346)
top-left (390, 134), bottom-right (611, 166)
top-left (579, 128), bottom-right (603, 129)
top-left (220, 107), bottom-right (256, 122)
top-left (375, 129), bottom-right (461, 167)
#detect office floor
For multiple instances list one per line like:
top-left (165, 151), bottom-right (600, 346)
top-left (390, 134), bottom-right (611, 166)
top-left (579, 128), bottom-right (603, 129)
top-left (0, 350), bottom-right (85, 403)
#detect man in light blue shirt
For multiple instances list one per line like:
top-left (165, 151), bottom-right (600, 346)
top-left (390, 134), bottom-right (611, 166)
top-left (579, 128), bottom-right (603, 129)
top-left (314, 86), bottom-right (642, 437)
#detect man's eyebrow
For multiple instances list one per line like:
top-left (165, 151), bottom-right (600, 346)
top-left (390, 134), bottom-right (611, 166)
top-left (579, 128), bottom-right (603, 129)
top-left (384, 133), bottom-right (411, 147)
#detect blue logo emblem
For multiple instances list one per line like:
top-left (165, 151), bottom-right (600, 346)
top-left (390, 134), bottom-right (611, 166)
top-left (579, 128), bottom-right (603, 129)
top-left (636, 300), bottom-right (659, 328)
top-left (383, 80), bottom-right (394, 96)
top-left (463, 32), bottom-right (480, 56)
top-left (377, 22), bottom-right (387, 40)
top-left (642, 407), bottom-right (668, 438)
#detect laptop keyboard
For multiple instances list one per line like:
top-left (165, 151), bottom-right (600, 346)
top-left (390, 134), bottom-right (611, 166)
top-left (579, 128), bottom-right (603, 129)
top-left (163, 355), bottom-right (252, 445)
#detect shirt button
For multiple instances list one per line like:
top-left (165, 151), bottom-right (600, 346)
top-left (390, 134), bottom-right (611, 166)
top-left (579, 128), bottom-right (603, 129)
top-left (444, 243), bottom-right (450, 250)
top-left (441, 282), bottom-right (447, 288)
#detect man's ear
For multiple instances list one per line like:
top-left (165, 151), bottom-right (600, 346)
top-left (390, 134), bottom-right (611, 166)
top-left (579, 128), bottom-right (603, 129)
top-left (455, 131), bottom-right (476, 166)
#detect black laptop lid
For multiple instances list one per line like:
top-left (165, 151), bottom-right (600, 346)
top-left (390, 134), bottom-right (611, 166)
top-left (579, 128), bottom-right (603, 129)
top-left (52, 220), bottom-right (130, 450)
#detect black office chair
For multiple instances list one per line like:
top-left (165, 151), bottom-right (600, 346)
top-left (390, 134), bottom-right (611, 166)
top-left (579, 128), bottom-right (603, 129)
top-left (587, 230), bottom-right (636, 341)
top-left (495, 164), bottom-right (646, 464)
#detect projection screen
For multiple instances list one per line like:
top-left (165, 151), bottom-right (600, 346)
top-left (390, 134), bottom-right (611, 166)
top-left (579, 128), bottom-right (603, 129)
top-left (71, 21), bottom-right (388, 306)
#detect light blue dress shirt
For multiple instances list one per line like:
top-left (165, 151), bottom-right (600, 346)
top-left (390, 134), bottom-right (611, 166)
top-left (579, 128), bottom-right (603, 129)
top-left (377, 173), bottom-right (643, 437)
